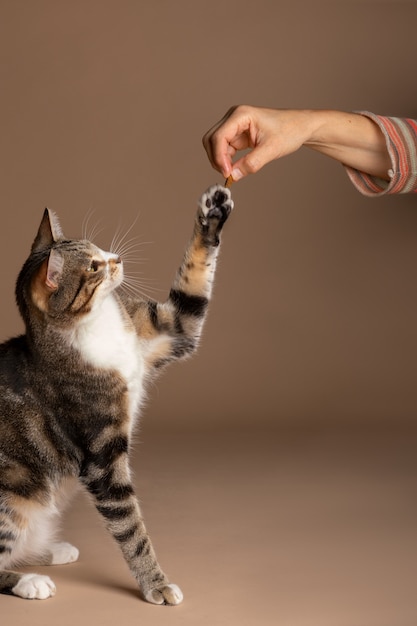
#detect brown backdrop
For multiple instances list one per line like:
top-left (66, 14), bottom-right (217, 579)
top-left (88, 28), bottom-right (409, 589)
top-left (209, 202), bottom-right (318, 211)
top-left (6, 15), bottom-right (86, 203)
top-left (1, 2), bottom-right (417, 626)
top-left (1, 0), bottom-right (416, 429)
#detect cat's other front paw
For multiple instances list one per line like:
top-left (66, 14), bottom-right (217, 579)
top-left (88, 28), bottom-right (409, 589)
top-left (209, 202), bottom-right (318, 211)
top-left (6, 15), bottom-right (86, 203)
top-left (144, 582), bottom-right (183, 606)
top-left (198, 184), bottom-right (234, 246)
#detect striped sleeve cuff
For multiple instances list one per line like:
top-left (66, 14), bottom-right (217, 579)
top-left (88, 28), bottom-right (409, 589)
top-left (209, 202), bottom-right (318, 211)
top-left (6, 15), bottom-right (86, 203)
top-left (345, 112), bottom-right (417, 196)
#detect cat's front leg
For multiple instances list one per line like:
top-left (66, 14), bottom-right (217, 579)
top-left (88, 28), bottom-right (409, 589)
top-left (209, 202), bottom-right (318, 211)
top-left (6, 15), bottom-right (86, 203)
top-left (168, 184), bottom-right (233, 313)
top-left (81, 457), bottom-right (183, 605)
top-left (126, 184), bottom-right (233, 371)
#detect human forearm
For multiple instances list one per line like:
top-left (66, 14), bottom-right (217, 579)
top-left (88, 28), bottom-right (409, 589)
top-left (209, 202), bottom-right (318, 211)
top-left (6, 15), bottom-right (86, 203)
top-left (304, 110), bottom-right (391, 180)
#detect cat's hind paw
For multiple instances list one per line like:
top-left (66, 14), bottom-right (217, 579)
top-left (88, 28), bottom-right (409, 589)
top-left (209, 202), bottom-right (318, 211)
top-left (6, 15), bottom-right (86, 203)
top-left (49, 541), bottom-right (79, 565)
top-left (144, 582), bottom-right (183, 606)
top-left (12, 574), bottom-right (56, 600)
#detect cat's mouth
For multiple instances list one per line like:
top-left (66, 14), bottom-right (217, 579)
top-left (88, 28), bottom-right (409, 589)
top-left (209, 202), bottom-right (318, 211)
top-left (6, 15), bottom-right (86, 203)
top-left (109, 257), bottom-right (123, 287)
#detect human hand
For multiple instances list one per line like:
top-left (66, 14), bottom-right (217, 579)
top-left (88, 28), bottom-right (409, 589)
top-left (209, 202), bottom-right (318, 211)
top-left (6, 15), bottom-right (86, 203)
top-left (202, 105), bottom-right (314, 181)
top-left (203, 105), bottom-right (391, 182)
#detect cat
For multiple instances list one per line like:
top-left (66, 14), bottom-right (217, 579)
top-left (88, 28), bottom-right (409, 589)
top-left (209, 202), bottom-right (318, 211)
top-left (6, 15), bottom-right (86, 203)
top-left (0, 184), bottom-right (233, 604)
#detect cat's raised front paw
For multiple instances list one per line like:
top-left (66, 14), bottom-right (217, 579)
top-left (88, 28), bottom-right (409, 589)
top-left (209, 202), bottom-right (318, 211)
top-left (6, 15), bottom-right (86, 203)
top-left (199, 184), bottom-right (233, 222)
top-left (144, 582), bottom-right (183, 606)
top-left (198, 184), bottom-right (233, 245)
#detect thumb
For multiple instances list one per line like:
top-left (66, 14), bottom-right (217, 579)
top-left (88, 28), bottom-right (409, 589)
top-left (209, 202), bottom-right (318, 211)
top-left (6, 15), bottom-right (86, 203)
top-left (230, 144), bottom-right (274, 181)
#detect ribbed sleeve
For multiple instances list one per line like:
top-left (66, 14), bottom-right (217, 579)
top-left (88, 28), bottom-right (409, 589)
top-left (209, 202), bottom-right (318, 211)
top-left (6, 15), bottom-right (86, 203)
top-left (345, 112), bottom-right (417, 196)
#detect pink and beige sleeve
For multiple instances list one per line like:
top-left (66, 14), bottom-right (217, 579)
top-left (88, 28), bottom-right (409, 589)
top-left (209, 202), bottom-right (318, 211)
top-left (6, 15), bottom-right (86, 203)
top-left (345, 111), bottom-right (417, 196)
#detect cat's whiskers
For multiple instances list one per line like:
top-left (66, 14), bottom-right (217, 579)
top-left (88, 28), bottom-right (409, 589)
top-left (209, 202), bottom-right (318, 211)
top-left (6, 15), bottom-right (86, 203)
top-left (118, 283), bottom-right (144, 300)
top-left (109, 218), bottom-right (156, 275)
top-left (109, 221), bottom-right (159, 301)
top-left (110, 214), bottom-right (141, 256)
top-left (113, 244), bottom-right (154, 298)
top-left (118, 275), bottom-right (161, 301)
top-left (113, 240), bottom-right (150, 263)
top-left (82, 210), bottom-right (104, 243)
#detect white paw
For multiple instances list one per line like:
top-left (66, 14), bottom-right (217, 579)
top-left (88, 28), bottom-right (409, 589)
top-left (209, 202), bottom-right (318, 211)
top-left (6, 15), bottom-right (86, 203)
top-left (145, 583), bottom-right (183, 606)
top-left (12, 574), bottom-right (56, 600)
top-left (50, 541), bottom-right (79, 565)
top-left (199, 184), bottom-right (233, 220)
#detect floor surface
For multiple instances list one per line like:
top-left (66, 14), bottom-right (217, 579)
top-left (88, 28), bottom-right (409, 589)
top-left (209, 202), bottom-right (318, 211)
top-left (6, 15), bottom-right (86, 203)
top-left (3, 422), bottom-right (417, 626)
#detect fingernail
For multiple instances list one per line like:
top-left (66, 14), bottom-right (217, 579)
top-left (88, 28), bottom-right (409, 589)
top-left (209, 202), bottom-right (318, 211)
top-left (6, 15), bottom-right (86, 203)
top-left (231, 168), bottom-right (243, 181)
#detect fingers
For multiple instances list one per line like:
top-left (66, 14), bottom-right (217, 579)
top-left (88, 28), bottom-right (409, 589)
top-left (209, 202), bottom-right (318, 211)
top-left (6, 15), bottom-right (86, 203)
top-left (202, 105), bottom-right (254, 178)
top-left (202, 105), bottom-right (280, 181)
top-left (203, 106), bottom-right (315, 182)
top-left (202, 130), bottom-right (235, 178)
top-left (230, 136), bottom-right (283, 180)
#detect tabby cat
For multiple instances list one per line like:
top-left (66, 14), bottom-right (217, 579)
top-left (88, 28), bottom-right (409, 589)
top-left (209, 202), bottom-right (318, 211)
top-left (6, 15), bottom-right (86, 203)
top-left (0, 184), bottom-right (233, 604)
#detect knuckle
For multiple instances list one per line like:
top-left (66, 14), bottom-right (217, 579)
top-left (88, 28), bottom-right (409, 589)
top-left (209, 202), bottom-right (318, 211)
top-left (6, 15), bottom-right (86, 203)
top-left (244, 156), bottom-right (261, 174)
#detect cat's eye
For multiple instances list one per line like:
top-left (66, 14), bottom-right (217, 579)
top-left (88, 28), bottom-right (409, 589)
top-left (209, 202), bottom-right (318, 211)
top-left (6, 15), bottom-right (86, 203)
top-left (87, 260), bottom-right (100, 273)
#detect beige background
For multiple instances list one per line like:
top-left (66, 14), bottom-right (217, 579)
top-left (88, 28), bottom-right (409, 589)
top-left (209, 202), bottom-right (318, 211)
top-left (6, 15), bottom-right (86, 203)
top-left (1, 1), bottom-right (417, 625)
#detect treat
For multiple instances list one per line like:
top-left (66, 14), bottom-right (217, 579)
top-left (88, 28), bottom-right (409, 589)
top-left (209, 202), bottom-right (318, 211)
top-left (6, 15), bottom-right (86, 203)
top-left (224, 175), bottom-right (234, 188)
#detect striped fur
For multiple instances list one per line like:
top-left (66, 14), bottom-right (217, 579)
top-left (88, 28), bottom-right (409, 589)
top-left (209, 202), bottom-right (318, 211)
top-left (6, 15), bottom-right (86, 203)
top-left (346, 112), bottom-right (417, 196)
top-left (0, 185), bottom-right (233, 603)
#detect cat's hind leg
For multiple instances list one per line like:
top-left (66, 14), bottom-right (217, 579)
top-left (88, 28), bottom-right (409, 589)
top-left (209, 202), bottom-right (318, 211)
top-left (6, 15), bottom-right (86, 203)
top-left (0, 493), bottom-right (78, 599)
top-left (0, 526), bottom-right (57, 600)
top-left (0, 502), bottom-right (56, 599)
top-left (25, 478), bottom-right (80, 566)
top-left (0, 540), bottom-right (75, 600)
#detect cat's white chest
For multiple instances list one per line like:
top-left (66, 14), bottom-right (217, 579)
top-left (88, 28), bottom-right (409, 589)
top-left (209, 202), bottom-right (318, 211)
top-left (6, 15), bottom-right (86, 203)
top-left (70, 296), bottom-right (144, 418)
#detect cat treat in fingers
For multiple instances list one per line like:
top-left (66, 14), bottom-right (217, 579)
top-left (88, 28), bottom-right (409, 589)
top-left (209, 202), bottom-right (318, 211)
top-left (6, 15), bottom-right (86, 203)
top-left (0, 185), bottom-right (233, 604)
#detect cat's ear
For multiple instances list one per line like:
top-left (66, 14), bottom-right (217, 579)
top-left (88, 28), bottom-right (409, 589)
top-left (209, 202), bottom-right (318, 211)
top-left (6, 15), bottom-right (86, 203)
top-left (45, 249), bottom-right (64, 290)
top-left (31, 249), bottom-right (64, 310)
top-left (31, 208), bottom-right (64, 253)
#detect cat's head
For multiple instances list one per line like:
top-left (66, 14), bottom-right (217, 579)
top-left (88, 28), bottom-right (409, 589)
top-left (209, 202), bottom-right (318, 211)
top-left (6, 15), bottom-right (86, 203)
top-left (16, 209), bottom-right (123, 327)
